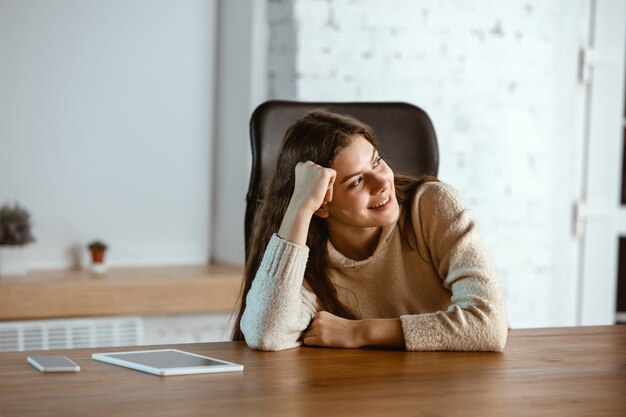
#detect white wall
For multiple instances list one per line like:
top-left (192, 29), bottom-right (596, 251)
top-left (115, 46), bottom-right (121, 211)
top-left (211, 0), bottom-right (268, 266)
top-left (264, 0), bottom-right (588, 328)
top-left (0, 0), bottom-right (217, 268)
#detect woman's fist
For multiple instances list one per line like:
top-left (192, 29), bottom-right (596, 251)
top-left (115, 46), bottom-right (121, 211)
top-left (291, 161), bottom-right (336, 216)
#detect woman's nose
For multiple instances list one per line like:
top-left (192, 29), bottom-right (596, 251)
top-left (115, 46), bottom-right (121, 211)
top-left (369, 173), bottom-right (387, 194)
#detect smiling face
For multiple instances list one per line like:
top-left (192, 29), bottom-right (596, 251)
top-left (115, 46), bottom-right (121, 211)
top-left (323, 135), bottom-right (400, 236)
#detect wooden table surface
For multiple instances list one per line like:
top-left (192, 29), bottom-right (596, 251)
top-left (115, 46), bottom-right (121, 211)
top-left (0, 326), bottom-right (624, 417)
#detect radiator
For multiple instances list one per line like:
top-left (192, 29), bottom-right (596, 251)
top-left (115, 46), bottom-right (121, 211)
top-left (0, 317), bottom-right (143, 352)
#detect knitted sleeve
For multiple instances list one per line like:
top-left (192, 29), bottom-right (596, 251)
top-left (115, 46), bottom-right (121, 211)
top-left (240, 234), bottom-right (318, 351)
top-left (400, 183), bottom-right (509, 351)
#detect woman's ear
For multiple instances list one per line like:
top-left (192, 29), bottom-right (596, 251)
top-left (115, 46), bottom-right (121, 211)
top-left (314, 205), bottom-right (329, 219)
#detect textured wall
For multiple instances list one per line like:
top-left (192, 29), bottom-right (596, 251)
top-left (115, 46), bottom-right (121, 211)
top-left (0, 0), bottom-right (216, 268)
top-left (267, 0), bottom-right (586, 327)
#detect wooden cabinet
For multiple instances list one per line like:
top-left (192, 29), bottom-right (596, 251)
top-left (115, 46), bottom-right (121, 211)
top-left (0, 264), bottom-right (243, 320)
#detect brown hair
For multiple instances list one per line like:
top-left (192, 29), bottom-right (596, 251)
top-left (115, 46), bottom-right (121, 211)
top-left (232, 110), bottom-right (436, 340)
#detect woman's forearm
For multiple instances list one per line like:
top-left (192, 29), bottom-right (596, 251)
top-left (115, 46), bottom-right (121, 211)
top-left (241, 235), bottom-right (315, 351)
top-left (358, 318), bottom-right (405, 349)
top-left (302, 312), bottom-right (405, 349)
top-left (277, 201), bottom-right (313, 246)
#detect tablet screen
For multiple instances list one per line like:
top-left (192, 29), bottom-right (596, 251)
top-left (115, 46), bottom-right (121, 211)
top-left (92, 349), bottom-right (244, 375)
top-left (103, 351), bottom-right (224, 368)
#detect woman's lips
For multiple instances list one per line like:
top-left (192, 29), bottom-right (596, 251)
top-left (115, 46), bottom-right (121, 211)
top-left (368, 195), bottom-right (391, 210)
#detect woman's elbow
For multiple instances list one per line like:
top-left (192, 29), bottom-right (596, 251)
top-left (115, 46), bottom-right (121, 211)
top-left (239, 305), bottom-right (310, 351)
top-left (240, 318), bottom-right (275, 351)
top-left (465, 305), bottom-right (508, 352)
top-left (243, 332), bottom-right (281, 351)
top-left (240, 310), bottom-right (274, 350)
top-left (487, 324), bottom-right (508, 352)
top-left (483, 313), bottom-right (509, 352)
top-left (241, 326), bottom-right (301, 351)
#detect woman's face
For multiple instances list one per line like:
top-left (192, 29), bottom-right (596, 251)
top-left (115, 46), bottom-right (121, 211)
top-left (324, 135), bottom-right (400, 230)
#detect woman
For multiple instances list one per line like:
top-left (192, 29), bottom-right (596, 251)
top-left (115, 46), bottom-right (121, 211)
top-left (233, 109), bottom-right (508, 351)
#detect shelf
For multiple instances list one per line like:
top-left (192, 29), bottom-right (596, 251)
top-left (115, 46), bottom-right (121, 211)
top-left (0, 264), bottom-right (243, 321)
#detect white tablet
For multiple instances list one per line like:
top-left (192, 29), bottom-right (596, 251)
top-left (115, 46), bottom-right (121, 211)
top-left (91, 349), bottom-right (243, 376)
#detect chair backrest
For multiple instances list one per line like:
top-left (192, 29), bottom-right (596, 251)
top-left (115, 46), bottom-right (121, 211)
top-left (246, 100), bottom-right (439, 258)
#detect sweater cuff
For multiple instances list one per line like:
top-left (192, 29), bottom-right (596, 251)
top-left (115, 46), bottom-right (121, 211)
top-left (400, 314), bottom-right (446, 351)
top-left (258, 234), bottom-right (310, 288)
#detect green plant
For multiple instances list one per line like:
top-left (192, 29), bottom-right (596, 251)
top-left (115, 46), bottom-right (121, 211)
top-left (0, 202), bottom-right (35, 246)
top-left (88, 240), bottom-right (108, 251)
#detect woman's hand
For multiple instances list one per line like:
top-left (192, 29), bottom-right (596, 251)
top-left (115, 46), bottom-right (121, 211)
top-left (301, 311), bottom-right (364, 348)
top-left (291, 161), bottom-right (336, 216)
top-left (302, 312), bottom-right (406, 349)
top-left (278, 161), bottom-right (336, 246)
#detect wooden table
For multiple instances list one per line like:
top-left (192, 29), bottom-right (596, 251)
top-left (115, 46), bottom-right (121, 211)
top-left (0, 326), bottom-right (624, 417)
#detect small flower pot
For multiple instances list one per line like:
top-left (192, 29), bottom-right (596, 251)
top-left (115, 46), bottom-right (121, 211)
top-left (91, 249), bottom-right (106, 264)
top-left (89, 248), bottom-right (107, 273)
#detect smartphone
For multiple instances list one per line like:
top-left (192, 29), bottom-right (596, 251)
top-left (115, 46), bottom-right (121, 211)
top-left (27, 355), bottom-right (80, 372)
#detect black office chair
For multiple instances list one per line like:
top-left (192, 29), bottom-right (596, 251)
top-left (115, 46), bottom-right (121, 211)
top-left (245, 100), bottom-right (439, 259)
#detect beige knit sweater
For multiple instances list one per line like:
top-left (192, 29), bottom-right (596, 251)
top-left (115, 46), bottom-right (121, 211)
top-left (240, 181), bottom-right (508, 351)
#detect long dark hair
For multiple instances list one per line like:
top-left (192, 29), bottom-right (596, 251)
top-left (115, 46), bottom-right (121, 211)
top-left (232, 110), bottom-right (436, 340)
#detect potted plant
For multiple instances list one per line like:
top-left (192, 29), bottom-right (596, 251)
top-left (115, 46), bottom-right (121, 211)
top-left (0, 202), bottom-right (35, 277)
top-left (87, 240), bottom-right (108, 273)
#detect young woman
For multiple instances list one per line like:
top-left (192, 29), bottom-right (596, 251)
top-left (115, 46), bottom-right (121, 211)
top-left (233, 110), bottom-right (508, 351)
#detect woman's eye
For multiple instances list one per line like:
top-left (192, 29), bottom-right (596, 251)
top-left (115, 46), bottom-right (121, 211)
top-left (373, 157), bottom-right (383, 167)
top-left (349, 177), bottom-right (363, 188)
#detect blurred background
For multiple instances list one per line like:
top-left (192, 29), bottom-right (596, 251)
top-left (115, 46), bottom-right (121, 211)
top-left (0, 0), bottom-right (624, 350)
